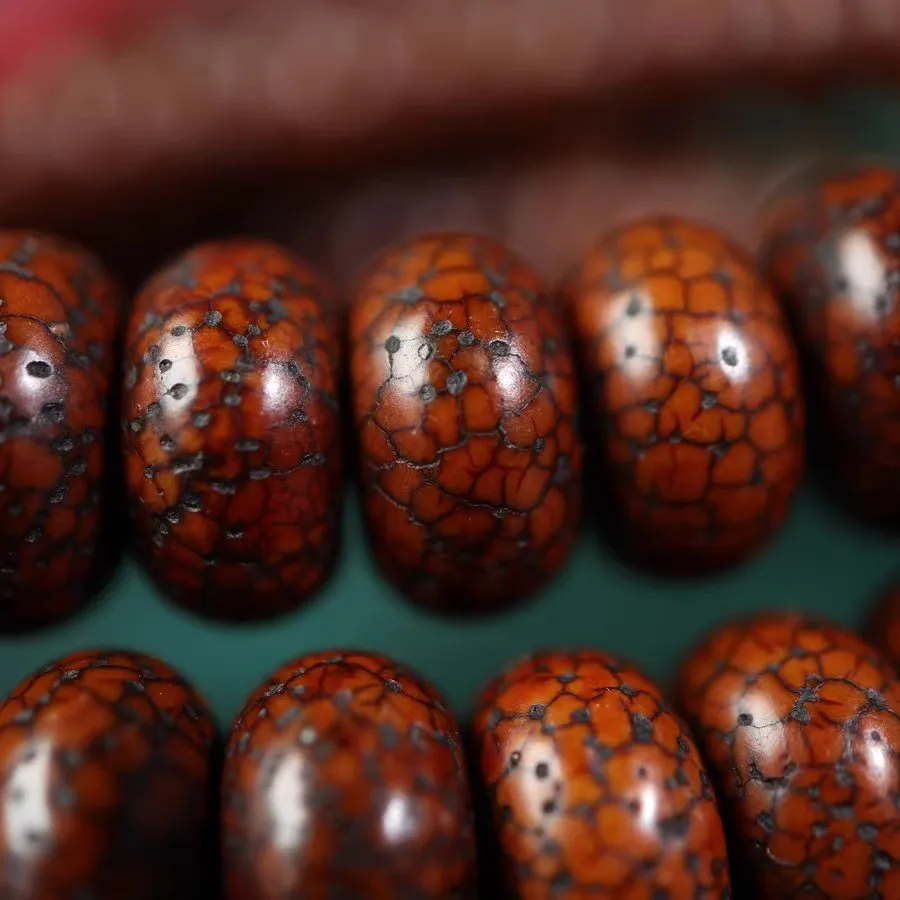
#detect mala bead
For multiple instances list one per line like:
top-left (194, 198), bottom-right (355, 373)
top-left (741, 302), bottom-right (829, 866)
top-left (677, 611), bottom-right (900, 898)
top-left (222, 650), bottom-right (477, 899)
top-left (122, 239), bottom-right (342, 621)
top-left (0, 231), bottom-right (120, 630)
top-left (761, 164), bottom-right (900, 524)
top-left (564, 216), bottom-right (804, 574)
top-left (473, 650), bottom-right (731, 899)
top-left (0, 649), bottom-right (215, 899)
top-left (349, 232), bottom-right (582, 614)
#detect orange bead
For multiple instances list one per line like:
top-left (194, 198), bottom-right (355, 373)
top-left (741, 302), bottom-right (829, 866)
top-left (0, 231), bottom-right (120, 630)
top-left (473, 650), bottom-right (731, 899)
top-left (677, 612), bottom-right (900, 898)
top-left (761, 164), bottom-right (900, 524)
top-left (349, 233), bottom-right (582, 614)
top-left (122, 239), bottom-right (342, 621)
top-left (564, 217), bottom-right (804, 574)
top-left (222, 650), bottom-right (476, 899)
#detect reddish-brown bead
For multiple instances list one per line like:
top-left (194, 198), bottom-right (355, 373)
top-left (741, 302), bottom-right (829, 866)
top-left (0, 231), bottom-right (120, 630)
top-left (222, 650), bottom-right (477, 899)
top-left (676, 611), bottom-right (900, 898)
top-left (761, 164), bottom-right (900, 523)
top-left (122, 239), bottom-right (342, 621)
top-left (0, 649), bottom-right (215, 900)
top-left (473, 650), bottom-right (731, 899)
top-left (866, 582), bottom-right (900, 671)
top-left (564, 217), bottom-right (804, 574)
top-left (349, 233), bottom-right (582, 614)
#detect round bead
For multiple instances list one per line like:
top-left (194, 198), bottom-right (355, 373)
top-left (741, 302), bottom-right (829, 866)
top-left (0, 649), bottom-right (215, 899)
top-left (677, 612), bottom-right (900, 898)
top-left (349, 233), bottom-right (582, 614)
top-left (0, 231), bottom-right (120, 630)
top-left (761, 164), bottom-right (900, 523)
top-left (473, 650), bottom-right (731, 898)
top-left (565, 217), bottom-right (804, 574)
top-left (222, 650), bottom-right (476, 898)
top-left (122, 239), bottom-right (342, 621)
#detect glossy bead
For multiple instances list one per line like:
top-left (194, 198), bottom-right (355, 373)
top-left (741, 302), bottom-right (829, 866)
top-left (866, 582), bottom-right (900, 670)
top-left (122, 239), bottom-right (342, 621)
top-left (222, 650), bottom-right (476, 899)
top-left (349, 233), bottom-right (582, 614)
top-left (564, 217), bottom-right (804, 574)
top-left (0, 649), bottom-right (215, 899)
top-left (473, 650), bottom-right (731, 899)
top-left (677, 612), bottom-right (900, 898)
top-left (0, 231), bottom-right (119, 630)
top-left (761, 164), bottom-right (900, 523)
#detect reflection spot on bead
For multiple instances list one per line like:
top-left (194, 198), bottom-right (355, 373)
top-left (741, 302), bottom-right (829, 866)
top-left (721, 346), bottom-right (739, 367)
top-left (384, 335), bottom-right (401, 353)
top-left (26, 361), bottom-right (51, 378)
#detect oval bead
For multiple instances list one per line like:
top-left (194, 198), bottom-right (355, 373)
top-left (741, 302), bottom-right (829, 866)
top-left (349, 233), bottom-right (582, 613)
top-left (761, 164), bottom-right (900, 523)
top-left (473, 650), bottom-right (731, 899)
top-left (222, 650), bottom-right (477, 898)
top-left (122, 239), bottom-right (342, 621)
top-left (0, 231), bottom-right (120, 630)
top-left (677, 612), bottom-right (900, 898)
top-left (564, 217), bottom-right (804, 574)
top-left (0, 649), bottom-right (215, 899)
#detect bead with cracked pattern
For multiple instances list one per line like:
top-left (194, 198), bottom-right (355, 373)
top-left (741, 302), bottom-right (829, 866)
top-left (349, 233), bottom-right (582, 614)
top-left (676, 611), bottom-right (900, 899)
top-left (122, 239), bottom-right (342, 621)
top-left (473, 650), bottom-right (731, 899)
top-left (0, 231), bottom-right (119, 630)
top-left (222, 649), bottom-right (477, 899)
top-left (563, 217), bottom-right (804, 574)
top-left (0, 649), bottom-right (215, 900)
top-left (761, 164), bottom-right (900, 524)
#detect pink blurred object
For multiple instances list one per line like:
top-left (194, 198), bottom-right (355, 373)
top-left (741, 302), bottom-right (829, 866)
top-left (0, 0), bottom-right (187, 83)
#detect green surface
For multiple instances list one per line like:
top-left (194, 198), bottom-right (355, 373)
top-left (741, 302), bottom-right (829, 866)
top-left (0, 481), bottom-right (895, 730)
top-left (2, 83), bottom-right (900, 728)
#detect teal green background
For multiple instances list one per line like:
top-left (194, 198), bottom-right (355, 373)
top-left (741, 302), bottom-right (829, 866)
top-left (0, 484), bottom-right (896, 730)
top-left (2, 84), bottom-right (900, 729)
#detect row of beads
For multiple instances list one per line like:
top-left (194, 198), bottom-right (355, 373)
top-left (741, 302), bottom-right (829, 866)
top-left (2, 599), bottom-right (900, 898)
top-left (0, 164), bottom-right (896, 627)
